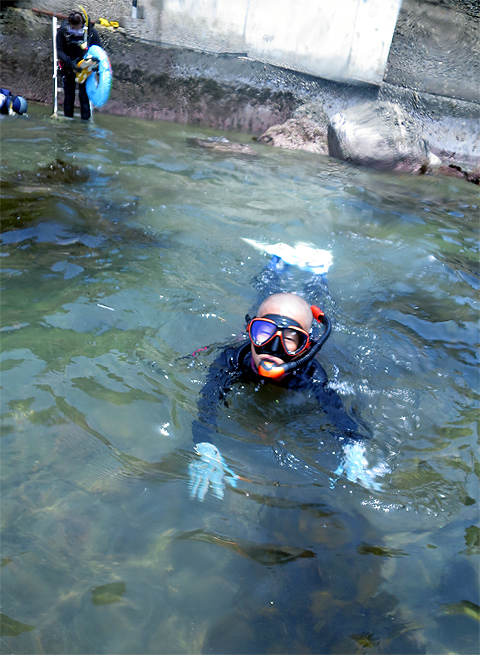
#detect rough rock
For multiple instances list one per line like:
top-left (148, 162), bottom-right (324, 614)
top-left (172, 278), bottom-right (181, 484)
top-left (257, 118), bottom-right (328, 154)
top-left (327, 101), bottom-right (436, 173)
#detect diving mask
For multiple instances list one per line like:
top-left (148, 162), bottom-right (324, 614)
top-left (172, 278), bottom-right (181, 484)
top-left (248, 314), bottom-right (311, 360)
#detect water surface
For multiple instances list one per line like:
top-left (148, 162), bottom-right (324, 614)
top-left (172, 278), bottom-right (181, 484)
top-left (1, 104), bottom-right (479, 654)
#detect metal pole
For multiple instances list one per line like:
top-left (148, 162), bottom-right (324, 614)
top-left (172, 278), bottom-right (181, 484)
top-left (52, 16), bottom-right (58, 115)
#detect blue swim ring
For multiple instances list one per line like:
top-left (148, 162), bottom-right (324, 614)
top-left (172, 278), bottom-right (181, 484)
top-left (85, 45), bottom-right (112, 108)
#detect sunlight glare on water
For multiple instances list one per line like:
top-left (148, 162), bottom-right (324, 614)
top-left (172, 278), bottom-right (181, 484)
top-left (1, 104), bottom-right (478, 654)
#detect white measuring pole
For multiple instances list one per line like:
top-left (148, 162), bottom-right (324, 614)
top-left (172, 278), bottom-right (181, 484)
top-left (52, 16), bottom-right (58, 115)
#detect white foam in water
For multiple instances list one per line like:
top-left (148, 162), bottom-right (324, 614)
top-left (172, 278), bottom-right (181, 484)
top-left (242, 238), bottom-right (333, 275)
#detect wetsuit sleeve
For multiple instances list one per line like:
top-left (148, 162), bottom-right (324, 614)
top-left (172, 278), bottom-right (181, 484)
top-left (191, 348), bottom-right (238, 446)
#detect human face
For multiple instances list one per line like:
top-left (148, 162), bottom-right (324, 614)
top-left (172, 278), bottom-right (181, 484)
top-left (249, 293), bottom-right (314, 373)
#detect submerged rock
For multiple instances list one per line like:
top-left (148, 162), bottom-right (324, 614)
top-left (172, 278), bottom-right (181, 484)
top-left (14, 158), bottom-right (91, 185)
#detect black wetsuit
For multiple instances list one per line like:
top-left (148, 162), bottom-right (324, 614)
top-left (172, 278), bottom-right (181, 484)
top-left (56, 21), bottom-right (101, 120)
top-left (192, 341), bottom-right (367, 449)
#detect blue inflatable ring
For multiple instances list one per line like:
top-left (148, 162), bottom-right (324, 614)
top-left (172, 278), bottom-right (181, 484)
top-left (85, 45), bottom-right (112, 108)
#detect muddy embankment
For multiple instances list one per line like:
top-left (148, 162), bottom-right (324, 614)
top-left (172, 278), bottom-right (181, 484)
top-left (1, 1), bottom-right (479, 183)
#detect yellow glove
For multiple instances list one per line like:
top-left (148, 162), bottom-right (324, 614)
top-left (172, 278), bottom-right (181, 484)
top-left (75, 56), bottom-right (99, 84)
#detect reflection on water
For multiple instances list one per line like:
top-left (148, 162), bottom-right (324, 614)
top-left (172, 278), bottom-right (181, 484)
top-left (0, 104), bottom-right (478, 654)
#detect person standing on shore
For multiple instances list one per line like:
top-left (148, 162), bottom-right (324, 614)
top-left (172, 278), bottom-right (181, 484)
top-left (56, 9), bottom-right (102, 120)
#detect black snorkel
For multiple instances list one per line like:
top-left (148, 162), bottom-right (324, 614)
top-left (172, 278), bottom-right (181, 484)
top-left (255, 306), bottom-right (332, 379)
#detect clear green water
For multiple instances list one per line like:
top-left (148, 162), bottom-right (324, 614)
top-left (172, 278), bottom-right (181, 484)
top-left (1, 103), bottom-right (478, 654)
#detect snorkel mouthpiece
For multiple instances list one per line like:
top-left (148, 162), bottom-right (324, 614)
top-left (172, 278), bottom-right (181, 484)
top-left (258, 359), bottom-right (295, 379)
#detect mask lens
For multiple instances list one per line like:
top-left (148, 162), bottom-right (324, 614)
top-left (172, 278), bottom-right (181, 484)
top-left (250, 319), bottom-right (277, 345)
top-left (282, 327), bottom-right (307, 354)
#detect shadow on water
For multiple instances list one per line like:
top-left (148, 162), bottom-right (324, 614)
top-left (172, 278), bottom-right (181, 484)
top-left (0, 106), bottom-right (478, 654)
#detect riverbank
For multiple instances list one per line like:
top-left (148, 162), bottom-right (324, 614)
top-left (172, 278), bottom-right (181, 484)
top-left (1, 2), bottom-right (479, 183)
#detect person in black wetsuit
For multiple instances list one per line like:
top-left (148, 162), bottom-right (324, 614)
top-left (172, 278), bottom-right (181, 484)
top-left (56, 10), bottom-right (102, 120)
top-left (188, 289), bottom-right (384, 501)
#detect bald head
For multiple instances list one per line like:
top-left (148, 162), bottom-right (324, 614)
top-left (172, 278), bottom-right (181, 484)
top-left (257, 293), bottom-right (313, 332)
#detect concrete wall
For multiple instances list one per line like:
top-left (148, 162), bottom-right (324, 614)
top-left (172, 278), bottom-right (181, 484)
top-left (127, 0), bottom-right (403, 86)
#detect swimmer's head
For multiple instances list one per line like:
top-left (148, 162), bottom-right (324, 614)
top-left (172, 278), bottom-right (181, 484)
top-left (248, 293), bottom-right (314, 377)
top-left (68, 11), bottom-right (85, 28)
top-left (257, 293), bottom-right (313, 334)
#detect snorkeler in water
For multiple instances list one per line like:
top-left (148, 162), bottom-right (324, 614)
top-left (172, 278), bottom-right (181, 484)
top-left (188, 253), bottom-right (388, 501)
